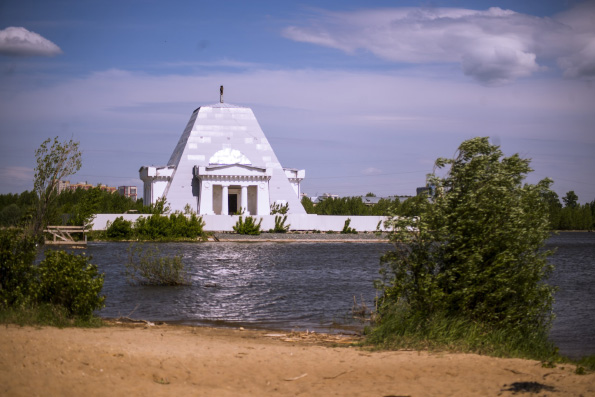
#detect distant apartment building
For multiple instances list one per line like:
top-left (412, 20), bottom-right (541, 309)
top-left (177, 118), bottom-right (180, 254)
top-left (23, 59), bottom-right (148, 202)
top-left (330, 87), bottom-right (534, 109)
top-left (118, 186), bottom-right (138, 201)
top-left (57, 180), bottom-right (71, 194)
top-left (57, 181), bottom-right (117, 194)
top-left (98, 184), bottom-right (118, 194)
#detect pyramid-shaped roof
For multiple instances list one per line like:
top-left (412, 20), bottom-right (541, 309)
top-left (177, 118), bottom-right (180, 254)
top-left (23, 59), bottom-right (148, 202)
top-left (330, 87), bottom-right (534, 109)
top-left (157, 102), bottom-right (306, 214)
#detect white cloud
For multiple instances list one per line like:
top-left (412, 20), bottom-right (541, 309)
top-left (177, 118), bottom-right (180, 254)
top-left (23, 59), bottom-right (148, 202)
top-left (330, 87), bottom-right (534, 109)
top-left (362, 167), bottom-right (382, 175)
top-left (0, 27), bottom-right (63, 57)
top-left (283, 4), bottom-right (595, 84)
top-left (554, 2), bottom-right (595, 80)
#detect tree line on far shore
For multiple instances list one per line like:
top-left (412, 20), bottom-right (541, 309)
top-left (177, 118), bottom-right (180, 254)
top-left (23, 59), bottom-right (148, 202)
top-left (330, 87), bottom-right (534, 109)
top-left (1, 187), bottom-right (593, 231)
top-left (0, 187), bottom-right (150, 228)
top-left (301, 190), bottom-right (595, 231)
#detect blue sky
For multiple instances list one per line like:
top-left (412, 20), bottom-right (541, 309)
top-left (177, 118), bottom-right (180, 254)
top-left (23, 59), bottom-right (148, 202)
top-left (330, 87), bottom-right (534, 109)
top-left (1, 0), bottom-right (594, 203)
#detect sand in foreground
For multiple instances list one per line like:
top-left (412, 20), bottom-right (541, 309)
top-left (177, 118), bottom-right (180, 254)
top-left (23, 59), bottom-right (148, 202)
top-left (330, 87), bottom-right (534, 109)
top-left (1, 324), bottom-right (593, 396)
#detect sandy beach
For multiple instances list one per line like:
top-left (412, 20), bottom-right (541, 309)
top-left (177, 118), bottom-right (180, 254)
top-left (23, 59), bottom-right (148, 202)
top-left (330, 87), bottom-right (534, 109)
top-left (1, 323), bottom-right (593, 396)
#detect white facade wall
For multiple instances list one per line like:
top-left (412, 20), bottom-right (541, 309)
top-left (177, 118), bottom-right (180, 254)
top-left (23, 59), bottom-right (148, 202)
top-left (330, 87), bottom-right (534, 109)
top-left (91, 213), bottom-right (389, 232)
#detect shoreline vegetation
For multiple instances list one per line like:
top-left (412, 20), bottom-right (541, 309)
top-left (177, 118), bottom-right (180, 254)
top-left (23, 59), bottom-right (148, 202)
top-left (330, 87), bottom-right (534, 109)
top-left (87, 229), bottom-right (593, 243)
top-left (2, 188), bottom-right (594, 233)
top-left (83, 229), bottom-right (589, 244)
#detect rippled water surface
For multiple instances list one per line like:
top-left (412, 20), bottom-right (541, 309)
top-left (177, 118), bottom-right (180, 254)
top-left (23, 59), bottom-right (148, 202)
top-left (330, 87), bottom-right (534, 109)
top-left (93, 242), bottom-right (388, 332)
top-left (85, 233), bottom-right (594, 358)
top-left (546, 233), bottom-right (595, 359)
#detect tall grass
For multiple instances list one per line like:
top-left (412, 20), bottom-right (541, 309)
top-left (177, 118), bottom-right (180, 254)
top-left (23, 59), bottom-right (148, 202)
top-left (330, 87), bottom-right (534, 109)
top-left (366, 304), bottom-right (558, 362)
top-left (0, 303), bottom-right (103, 328)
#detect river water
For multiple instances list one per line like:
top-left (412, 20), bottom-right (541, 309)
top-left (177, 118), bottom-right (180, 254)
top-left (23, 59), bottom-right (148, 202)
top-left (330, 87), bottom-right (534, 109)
top-left (86, 232), bottom-right (594, 359)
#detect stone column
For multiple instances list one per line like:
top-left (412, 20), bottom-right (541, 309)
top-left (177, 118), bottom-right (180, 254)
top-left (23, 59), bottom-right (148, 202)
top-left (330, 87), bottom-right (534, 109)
top-left (199, 181), bottom-right (214, 215)
top-left (241, 185), bottom-right (249, 215)
top-left (222, 185), bottom-right (229, 215)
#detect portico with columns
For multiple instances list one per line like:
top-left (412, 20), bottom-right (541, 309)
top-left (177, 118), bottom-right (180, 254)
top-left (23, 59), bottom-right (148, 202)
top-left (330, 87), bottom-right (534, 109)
top-left (194, 164), bottom-right (272, 215)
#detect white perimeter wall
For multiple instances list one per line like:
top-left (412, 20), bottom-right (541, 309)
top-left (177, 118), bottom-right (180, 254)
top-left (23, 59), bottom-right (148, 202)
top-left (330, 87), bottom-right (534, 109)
top-left (91, 213), bottom-right (388, 232)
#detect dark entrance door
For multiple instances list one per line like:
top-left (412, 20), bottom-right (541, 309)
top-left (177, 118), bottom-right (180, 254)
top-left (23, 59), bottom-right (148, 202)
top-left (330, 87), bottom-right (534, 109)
top-left (228, 194), bottom-right (237, 214)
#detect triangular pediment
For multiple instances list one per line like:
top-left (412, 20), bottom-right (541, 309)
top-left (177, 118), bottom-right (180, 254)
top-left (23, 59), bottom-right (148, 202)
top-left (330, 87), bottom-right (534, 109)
top-left (206, 164), bottom-right (266, 173)
top-left (194, 164), bottom-right (271, 178)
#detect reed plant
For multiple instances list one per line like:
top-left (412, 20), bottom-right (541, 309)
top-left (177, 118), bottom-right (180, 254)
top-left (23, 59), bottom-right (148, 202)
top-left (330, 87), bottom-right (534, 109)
top-left (125, 243), bottom-right (189, 286)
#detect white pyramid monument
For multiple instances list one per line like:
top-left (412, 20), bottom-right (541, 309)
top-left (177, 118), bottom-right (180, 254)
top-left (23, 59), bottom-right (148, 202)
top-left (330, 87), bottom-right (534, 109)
top-left (140, 88), bottom-right (306, 215)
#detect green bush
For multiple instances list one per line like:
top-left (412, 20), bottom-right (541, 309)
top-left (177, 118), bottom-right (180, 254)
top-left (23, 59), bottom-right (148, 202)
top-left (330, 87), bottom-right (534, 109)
top-left (37, 250), bottom-right (105, 318)
top-left (373, 137), bottom-right (556, 358)
top-left (106, 216), bottom-right (133, 239)
top-left (233, 216), bottom-right (262, 235)
top-left (0, 204), bottom-right (23, 227)
top-left (133, 212), bottom-right (205, 240)
top-left (271, 214), bottom-right (290, 233)
top-left (125, 243), bottom-right (189, 286)
top-left (0, 229), bottom-right (38, 307)
top-left (341, 218), bottom-right (357, 234)
top-left (168, 212), bottom-right (205, 238)
top-left (134, 214), bottom-right (170, 239)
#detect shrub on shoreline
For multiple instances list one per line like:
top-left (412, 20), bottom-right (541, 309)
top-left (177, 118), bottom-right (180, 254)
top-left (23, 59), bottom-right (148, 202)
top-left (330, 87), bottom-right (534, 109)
top-left (372, 137), bottom-right (557, 361)
top-left (37, 250), bottom-right (105, 317)
top-left (1, 228), bottom-right (105, 323)
top-left (104, 212), bottom-right (206, 241)
top-left (233, 216), bottom-right (262, 235)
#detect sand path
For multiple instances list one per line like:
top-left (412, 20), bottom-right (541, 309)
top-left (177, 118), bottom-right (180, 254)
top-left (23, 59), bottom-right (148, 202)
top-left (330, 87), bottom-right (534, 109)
top-left (1, 323), bottom-right (593, 396)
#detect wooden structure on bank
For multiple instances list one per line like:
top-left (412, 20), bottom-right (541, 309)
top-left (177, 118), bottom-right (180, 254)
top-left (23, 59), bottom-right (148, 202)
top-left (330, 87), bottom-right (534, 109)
top-left (44, 225), bottom-right (88, 246)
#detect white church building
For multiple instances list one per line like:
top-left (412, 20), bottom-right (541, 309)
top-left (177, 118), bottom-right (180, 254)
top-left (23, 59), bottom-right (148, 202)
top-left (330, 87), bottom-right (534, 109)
top-left (139, 93), bottom-right (306, 216)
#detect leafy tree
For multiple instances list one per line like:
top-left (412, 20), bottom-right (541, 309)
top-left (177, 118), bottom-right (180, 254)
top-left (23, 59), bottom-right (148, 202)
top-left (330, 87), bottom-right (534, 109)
top-left (541, 190), bottom-right (562, 229)
top-left (559, 204), bottom-right (594, 230)
top-left (365, 192), bottom-right (376, 197)
top-left (150, 196), bottom-right (170, 215)
top-left (370, 198), bottom-right (397, 216)
top-left (0, 204), bottom-right (22, 227)
top-left (301, 196), bottom-right (315, 214)
top-left (562, 190), bottom-right (579, 208)
top-left (300, 194), bottom-right (400, 216)
top-left (397, 195), bottom-right (426, 217)
top-left (31, 137), bottom-right (82, 237)
top-left (374, 137), bottom-right (556, 346)
top-left (51, 187), bottom-right (150, 225)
